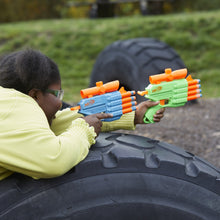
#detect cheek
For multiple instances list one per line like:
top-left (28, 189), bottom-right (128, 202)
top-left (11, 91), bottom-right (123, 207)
top-left (44, 98), bottom-right (62, 119)
top-left (50, 99), bottom-right (62, 114)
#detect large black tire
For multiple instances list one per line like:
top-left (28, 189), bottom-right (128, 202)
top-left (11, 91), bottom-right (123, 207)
top-left (0, 133), bottom-right (219, 219)
top-left (90, 38), bottom-right (186, 102)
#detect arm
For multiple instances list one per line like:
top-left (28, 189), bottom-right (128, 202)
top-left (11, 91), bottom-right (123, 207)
top-left (101, 100), bottom-right (165, 132)
top-left (52, 108), bottom-right (114, 135)
top-left (50, 108), bottom-right (83, 135)
top-left (0, 95), bottom-right (96, 179)
top-left (101, 111), bottom-right (136, 132)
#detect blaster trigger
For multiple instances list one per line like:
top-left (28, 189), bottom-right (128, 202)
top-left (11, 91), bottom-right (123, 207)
top-left (160, 99), bottom-right (169, 105)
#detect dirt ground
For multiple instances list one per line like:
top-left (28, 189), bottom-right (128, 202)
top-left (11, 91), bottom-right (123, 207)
top-left (119, 98), bottom-right (220, 169)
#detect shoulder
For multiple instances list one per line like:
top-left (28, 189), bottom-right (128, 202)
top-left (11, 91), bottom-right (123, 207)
top-left (0, 86), bottom-right (48, 128)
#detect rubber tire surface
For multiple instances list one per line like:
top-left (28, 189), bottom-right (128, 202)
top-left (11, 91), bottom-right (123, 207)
top-left (90, 38), bottom-right (186, 102)
top-left (0, 133), bottom-right (219, 220)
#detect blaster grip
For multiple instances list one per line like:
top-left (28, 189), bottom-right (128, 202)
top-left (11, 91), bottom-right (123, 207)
top-left (143, 104), bottom-right (163, 124)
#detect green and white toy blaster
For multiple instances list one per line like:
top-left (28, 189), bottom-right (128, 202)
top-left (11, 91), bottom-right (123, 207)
top-left (138, 68), bottom-right (202, 123)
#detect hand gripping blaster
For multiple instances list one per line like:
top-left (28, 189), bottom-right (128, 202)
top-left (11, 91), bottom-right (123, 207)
top-left (71, 80), bottom-right (137, 121)
top-left (138, 68), bottom-right (202, 123)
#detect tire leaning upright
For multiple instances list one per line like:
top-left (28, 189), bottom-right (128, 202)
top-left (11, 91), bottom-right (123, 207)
top-left (90, 38), bottom-right (186, 102)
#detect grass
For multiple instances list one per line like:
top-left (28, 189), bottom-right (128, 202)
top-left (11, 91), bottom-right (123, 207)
top-left (0, 10), bottom-right (220, 102)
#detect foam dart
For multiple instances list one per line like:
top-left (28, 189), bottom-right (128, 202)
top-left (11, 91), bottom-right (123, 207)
top-left (121, 91), bottom-right (136, 98)
top-left (122, 96), bottom-right (136, 104)
top-left (80, 80), bottom-right (119, 98)
top-left (188, 84), bottom-right (201, 91)
top-left (71, 106), bottom-right (81, 111)
top-left (188, 89), bottom-right (201, 96)
top-left (187, 94), bottom-right (202, 101)
top-left (122, 101), bottom-right (137, 109)
top-left (137, 90), bottom-right (148, 96)
top-left (122, 106), bottom-right (137, 114)
top-left (149, 68), bottom-right (187, 84)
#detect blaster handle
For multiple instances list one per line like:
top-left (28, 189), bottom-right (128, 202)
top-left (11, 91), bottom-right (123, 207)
top-left (143, 104), bottom-right (163, 124)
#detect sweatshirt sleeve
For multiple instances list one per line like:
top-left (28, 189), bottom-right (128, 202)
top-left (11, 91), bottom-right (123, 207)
top-left (52, 108), bottom-right (136, 134)
top-left (101, 111), bottom-right (136, 132)
top-left (0, 94), bottom-right (96, 179)
top-left (50, 108), bottom-right (84, 135)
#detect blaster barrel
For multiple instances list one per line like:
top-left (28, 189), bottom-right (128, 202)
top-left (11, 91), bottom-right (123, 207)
top-left (122, 96), bottom-right (136, 103)
top-left (122, 101), bottom-right (137, 109)
top-left (121, 91), bottom-right (136, 98)
top-left (122, 107), bottom-right (137, 114)
top-left (188, 94), bottom-right (202, 101)
top-left (188, 79), bottom-right (200, 86)
top-left (188, 84), bottom-right (201, 91)
top-left (80, 80), bottom-right (119, 98)
top-left (188, 89), bottom-right (201, 96)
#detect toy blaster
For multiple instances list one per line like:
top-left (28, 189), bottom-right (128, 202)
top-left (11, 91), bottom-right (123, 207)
top-left (71, 80), bottom-right (137, 121)
top-left (138, 68), bottom-right (202, 124)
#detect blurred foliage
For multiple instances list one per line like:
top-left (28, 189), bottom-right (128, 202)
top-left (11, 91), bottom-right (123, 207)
top-left (0, 0), bottom-right (66, 23)
top-left (116, 2), bottom-right (140, 16)
top-left (1, 10), bottom-right (219, 101)
top-left (63, 0), bottom-right (220, 19)
top-left (172, 0), bottom-right (220, 12)
top-left (61, 5), bottom-right (90, 18)
top-left (0, 0), bottom-right (220, 22)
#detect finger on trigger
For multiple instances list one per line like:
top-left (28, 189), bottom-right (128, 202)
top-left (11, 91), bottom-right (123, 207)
top-left (147, 101), bottom-right (159, 107)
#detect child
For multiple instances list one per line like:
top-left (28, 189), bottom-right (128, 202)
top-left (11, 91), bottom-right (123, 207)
top-left (0, 49), bottom-right (164, 180)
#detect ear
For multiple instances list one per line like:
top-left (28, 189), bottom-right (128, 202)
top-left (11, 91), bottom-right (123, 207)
top-left (28, 88), bottom-right (41, 101)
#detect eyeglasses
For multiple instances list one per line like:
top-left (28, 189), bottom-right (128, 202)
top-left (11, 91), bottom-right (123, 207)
top-left (45, 89), bottom-right (64, 100)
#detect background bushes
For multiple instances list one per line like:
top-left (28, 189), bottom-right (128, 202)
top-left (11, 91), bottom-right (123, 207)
top-left (0, 0), bottom-right (220, 23)
top-left (0, 0), bottom-right (66, 23)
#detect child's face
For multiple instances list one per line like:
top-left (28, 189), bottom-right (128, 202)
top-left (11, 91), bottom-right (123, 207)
top-left (37, 81), bottom-right (63, 125)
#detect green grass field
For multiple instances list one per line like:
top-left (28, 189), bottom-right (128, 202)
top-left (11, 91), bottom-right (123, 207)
top-left (0, 10), bottom-right (219, 102)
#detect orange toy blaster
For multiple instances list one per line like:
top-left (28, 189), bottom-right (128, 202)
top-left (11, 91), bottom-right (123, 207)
top-left (71, 80), bottom-right (137, 121)
top-left (138, 68), bottom-right (202, 123)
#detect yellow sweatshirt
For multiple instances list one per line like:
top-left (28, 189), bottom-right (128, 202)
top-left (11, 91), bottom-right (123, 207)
top-left (0, 86), bottom-right (135, 180)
